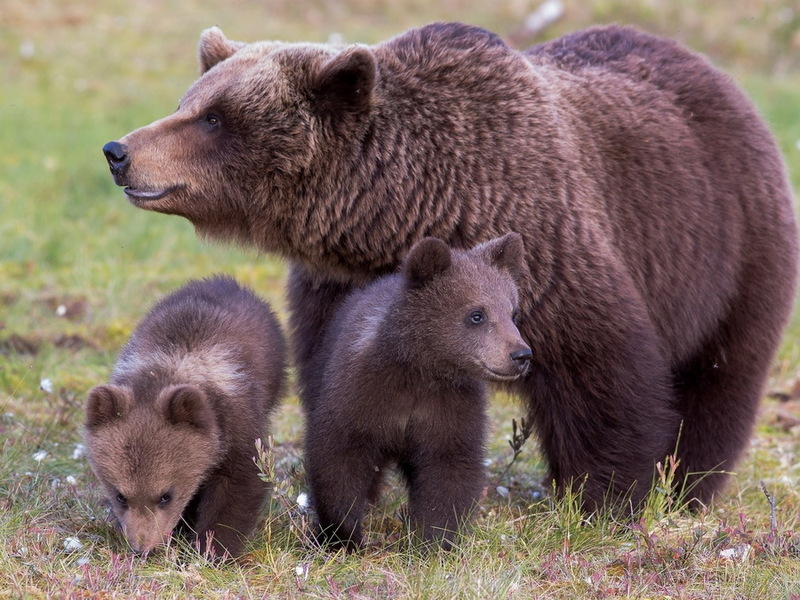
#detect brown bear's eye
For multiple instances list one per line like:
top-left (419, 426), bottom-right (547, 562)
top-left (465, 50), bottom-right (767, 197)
top-left (116, 493), bottom-right (128, 507)
top-left (159, 492), bottom-right (172, 506)
top-left (512, 309), bottom-right (521, 325)
top-left (204, 114), bottom-right (220, 127)
top-left (468, 310), bottom-right (486, 325)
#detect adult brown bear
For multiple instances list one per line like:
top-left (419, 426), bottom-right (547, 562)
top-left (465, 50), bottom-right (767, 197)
top-left (102, 23), bottom-right (798, 512)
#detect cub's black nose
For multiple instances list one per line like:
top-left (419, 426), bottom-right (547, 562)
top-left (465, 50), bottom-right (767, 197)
top-left (510, 347), bottom-right (533, 364)
top-left (102, 141), bottom-right (129, 170)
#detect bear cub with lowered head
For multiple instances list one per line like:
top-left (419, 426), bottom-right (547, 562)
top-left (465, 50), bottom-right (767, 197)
top-left (305, 233), bottom-right (531, 550)
top-left (84, 275), bottom-right (286, 558)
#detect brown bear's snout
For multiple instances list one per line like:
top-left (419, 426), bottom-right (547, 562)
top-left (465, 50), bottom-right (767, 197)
top-left (510, 346), bottom-right (532, 372)
top-left (102, 140), bottom-right (130, 181)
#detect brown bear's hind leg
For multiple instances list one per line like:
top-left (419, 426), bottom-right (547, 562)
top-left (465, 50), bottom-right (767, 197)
top-left (672, 258), bottom-right (796, 508)
top-left (306, 433), bottom-right (383, 551)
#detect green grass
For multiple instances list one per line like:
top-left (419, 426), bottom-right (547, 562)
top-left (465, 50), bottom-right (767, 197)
top-left (2, 1), bottom-right (800, 597)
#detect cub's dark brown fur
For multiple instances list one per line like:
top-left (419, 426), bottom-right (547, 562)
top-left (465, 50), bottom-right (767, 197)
top-left (84, 276), bottom-right (286, 558)
top-left (305, 234), bottom-right (531, 549)
top-left (103, 23), bottom-right (798, 511)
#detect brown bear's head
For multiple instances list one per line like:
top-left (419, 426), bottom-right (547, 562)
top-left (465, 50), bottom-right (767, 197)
top-left (101, 27), bottom-right (378, 255)
top-left (83, 383), bottom-right (222, 556)
top-left (398, 232), bottom-right (532, 382)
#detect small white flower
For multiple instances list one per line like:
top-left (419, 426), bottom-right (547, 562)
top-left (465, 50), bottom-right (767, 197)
top-left (524, 0), bottom-right (564, 32)
top-left (39, 379), bottom-right (53, 394)
top-left (295, 563), bottom-right (309, 580)
top-left (19, 40), bottom-right (35, 59)
top-left (66, 475), bottom-right (78, 486)
top-left (720, 544), bottom-right (751, 562)
top-left (72, 444), bottom-right (85, 460)
top-left (496, 486), bottom-right (510, 498)
top-left (76, 557), bottom-right (90, 567)
top-left (63, 537), bottom-right (83, 552)
top-left (296, 492), bottom-right (309, 508)
top-left (55, 304), bottom-right (67, 317)
top-left (32, 450), bottom-right (47, 462)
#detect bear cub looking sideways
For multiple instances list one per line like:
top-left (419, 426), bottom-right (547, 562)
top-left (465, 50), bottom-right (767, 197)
top-left (304, 233), bottom-right (532, 550)
top-left (84, 275), bottom-right (287, 558)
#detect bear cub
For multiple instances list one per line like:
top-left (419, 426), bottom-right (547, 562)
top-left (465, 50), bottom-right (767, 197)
top-left (304, 233), bottom-right (531, 550)
top-left (84, 275), bottom-right (286, 558)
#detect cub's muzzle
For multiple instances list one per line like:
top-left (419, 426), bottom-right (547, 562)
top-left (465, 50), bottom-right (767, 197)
top-left (510, 346), bottom-right (533, 373)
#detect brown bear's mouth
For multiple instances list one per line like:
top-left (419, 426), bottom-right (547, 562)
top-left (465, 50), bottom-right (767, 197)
top-left (124, 186), bottom-right (181, 203)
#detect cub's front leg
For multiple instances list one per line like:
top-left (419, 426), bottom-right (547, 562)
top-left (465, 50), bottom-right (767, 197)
top-left (402, 402), bottom-right (487, 549)
top-left (189, 455), bottom-right (269, 559)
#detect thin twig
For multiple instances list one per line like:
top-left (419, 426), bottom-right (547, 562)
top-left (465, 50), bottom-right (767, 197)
top-left (759, 480), bottom-right (777, 543)
top-left (499, 417), bottom-right (533, 482)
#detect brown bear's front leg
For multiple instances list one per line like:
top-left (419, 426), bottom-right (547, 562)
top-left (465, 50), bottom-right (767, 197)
top-left (285, 264), bottom-right (354, 409)
top-left (522, 277), bottom-right (680, 514)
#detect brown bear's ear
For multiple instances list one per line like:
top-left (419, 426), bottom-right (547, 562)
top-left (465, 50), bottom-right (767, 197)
top-left (158, 384), bottom-right (215, 432)
top-left (403, 237), bottom-right (452, 288)
top-left (311, 45), bottom-right (377, 117)
top-left (198, 27), bottom-right (245, 73)
top-left (478, 232), bottom-right (526, 282)
top-left (85, 384), bottom-right (133, 430)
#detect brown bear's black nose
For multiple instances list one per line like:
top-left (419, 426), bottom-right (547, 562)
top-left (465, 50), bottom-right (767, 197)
top-left (510, 347), bottom-right (532, 365)
top-left (103, 141), bottom-right (129, 171)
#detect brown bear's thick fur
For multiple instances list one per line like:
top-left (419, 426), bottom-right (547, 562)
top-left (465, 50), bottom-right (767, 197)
top-left (84, 276), bottom-right (286, 558)
top-left (305, 234), bottom-right (531, 550)
top-left (102, 23), bottom-right (798, 512)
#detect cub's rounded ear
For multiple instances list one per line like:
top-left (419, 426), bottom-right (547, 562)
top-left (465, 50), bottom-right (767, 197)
top-left (158, 385), bottom-right (215, 432)
top-left (199, 27), bottom-right (246, 73)
top-left (85, 385), bottom-right (132, 430)
top-left (311, 45), bottom-right (377, 117)
top-left (403, 238), bottom-right (452, 288)
top-left (478, 232), bottom-right (525, 281)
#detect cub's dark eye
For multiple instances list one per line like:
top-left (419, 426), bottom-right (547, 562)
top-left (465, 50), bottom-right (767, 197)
top-left (468, 310), bottom-right (486, 325)
top-left (159, 492), bottom-right (172, 506)
top-left (116, 493), bottom-right (128, 507)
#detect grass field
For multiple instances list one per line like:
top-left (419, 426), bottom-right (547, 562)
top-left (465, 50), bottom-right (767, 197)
top-left (1, 1), bottom-right (800, 598)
